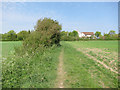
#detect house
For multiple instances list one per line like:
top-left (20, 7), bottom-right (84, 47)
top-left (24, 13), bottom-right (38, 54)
top-left (77, 30), bottom-right (94, 38)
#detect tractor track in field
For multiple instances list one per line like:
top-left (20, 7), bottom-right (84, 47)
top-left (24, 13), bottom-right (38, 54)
top-left (55, 49), bottom-right (65, 88)
top-left (77, 48), bottom-right (118, 74)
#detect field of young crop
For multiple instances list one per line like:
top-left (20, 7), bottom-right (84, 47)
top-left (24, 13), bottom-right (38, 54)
top-left (61, 41), bottom-right (118, 88)
top-left (2, 41), bottom-right (22, 57)
top-left (2, 41), bottom-right (118, 88)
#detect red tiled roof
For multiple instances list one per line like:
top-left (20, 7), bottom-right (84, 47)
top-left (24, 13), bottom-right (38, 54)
top-left (82, 32), bottom-right (94, 35)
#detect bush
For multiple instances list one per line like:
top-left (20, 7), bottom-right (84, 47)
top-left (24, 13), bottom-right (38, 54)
top-left (17, 31), bottom-right (29, 41)
top-left (2, 45), bottom-right (61, 88)
top-left (23, 18), bottom-right (62, 51)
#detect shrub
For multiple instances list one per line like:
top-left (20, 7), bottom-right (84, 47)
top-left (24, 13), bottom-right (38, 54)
top-left (17, 30), bottom-right (29, 41)
top-left (23, 18), bottom-right (62, 51)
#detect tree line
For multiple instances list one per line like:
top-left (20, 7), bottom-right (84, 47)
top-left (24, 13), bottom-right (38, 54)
top-left (0, 30), bottom-right (31, 41)
top-left (61, 30), bottom-right (119, 41)
top-left (0, 26), bottom-right (119, 41)
top-left (94, 30), bottom-right (118, 40)
top-left (0, 30), bottom-right (79, 41)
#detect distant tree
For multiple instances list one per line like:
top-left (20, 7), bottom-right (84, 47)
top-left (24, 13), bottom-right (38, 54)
top-left (2, 33), bottom-right (7, 40)
top-left (103, 30), bottom-right (117, 40)
top-left (69, 32), bottom-right (72, 36)
top-left (17, 30), bottom-right (29, 40)
top-left (99, 35), bottom-right (103, 39)
top-left (69, 30), bottom-right (78, 37)
top-left (95, 31), bottom-right (101, 38)
top-left (104, 33), bottom-right (110, 40)
top-left (60, 31), bottom-right (67, 36)
top-left (109, 30), bottom-right (115, 35)
top-left (104, 33), bottom-right (109, 37)
top-left (113, 34), bottom-right (118, 39)
top-left (7, 30), bottom-right (17, 41)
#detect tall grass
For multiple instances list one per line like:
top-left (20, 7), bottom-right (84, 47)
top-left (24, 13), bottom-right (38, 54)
top-left (2, 44), bottom-right (61, 88)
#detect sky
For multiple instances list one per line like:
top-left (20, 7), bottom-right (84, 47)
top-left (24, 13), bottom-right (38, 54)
top-left (1, 2), bottom-right (118, 34)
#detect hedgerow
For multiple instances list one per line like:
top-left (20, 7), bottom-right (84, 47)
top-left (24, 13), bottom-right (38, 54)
top-left (2, 18), bottom-right (62, 88)
top-left (23, 18), bottom-right (62, 52)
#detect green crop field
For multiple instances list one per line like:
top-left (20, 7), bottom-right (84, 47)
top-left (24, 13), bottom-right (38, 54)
top-left (61, 41), bottom-right (118, 88)
top-left (2, 41), bottom-right (118, 88)
top-left (1, 41), bottom-right (22, 57)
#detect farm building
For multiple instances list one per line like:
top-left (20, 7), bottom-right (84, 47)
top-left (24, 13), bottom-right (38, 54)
top-left (76, 30), bottom-right (95, 38)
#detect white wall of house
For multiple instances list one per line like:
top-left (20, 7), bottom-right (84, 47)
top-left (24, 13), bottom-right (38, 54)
top-left (81, 33), bottom-right (85, 37)
top-left (86, 35), bottom-right (91, 37)
top-left (77, 30), bottom-right (94, 38)
top-left (77, 31), bottom-right (85, 38)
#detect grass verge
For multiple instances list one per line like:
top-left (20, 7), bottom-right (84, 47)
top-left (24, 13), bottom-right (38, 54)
top-left (2, 44), bottom-right (61, 88)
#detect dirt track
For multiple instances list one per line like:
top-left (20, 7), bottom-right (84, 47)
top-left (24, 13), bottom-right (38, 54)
top-left (55, 49), bottom-right (65, 88)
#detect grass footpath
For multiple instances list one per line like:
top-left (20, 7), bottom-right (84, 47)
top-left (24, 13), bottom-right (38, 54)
top-left (61, 41), bottom-right (118, 88)
top-left (55, 49), bottom-right (65, 88)
top-left (2, 41), bottom-right (62, 88)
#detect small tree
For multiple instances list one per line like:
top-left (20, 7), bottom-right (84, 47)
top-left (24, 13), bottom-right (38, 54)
top-left (2, 33), bottom-right (7, 40)
top-left (60, 31), bottom-right (67, 36)
top-left (60, 31), bottom-right (70, 41)
top-left (109, 30), bottom-right (115, 36)
top-left (104, 33), bottom-right (110, 40)
top-left (7, 30), bottom-right (17, 41)
top-left (69, 30), bottom-right (79, 37)
top-left (17, 30), bottom-right (29, 40)
top-left (95, 31), bottom-right (101, 38)
top-left (23, 18), bottom-right (62, 51)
